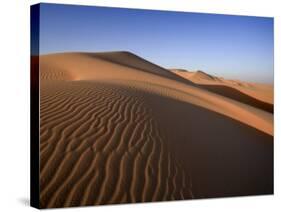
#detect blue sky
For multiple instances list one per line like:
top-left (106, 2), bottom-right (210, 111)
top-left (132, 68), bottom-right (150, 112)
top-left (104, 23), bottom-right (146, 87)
top-left (38, 3), bottom-right (274, 83)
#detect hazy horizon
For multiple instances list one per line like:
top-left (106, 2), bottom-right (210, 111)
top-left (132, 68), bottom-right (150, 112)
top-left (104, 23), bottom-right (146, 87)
top-left (37, 3), bottom-right (274, 84)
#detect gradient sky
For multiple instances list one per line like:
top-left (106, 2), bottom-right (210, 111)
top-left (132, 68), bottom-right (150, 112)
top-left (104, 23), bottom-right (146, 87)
top-left (39, 3), bottom-right (274, 83)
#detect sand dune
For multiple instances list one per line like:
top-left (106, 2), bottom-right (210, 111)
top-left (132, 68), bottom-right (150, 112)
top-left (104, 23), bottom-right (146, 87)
top-left (39, 52), bottom-right (273, 208)
top-left (40, 81), bottom-right (193, 207)
top-left (174, 69), bottom-right (222, 82)
top-left (172, 69), bottom-right (273, 113)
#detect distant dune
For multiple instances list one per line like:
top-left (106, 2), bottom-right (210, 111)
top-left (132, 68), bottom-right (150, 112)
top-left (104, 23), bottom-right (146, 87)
top-left (39, 52), bottom-right (273, 208)
top-left (172, 69), bottom-right (273, 113)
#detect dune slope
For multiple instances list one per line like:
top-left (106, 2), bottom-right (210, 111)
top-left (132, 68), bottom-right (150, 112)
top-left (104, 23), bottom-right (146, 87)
top-left (40, 81), bottom-right (193, 208)
top-left (39, 52), bottom-right (273, 208)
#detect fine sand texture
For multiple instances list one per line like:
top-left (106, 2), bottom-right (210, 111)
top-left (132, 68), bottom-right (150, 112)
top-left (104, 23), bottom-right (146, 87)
top-left (39, 52), bottom-right (273, 208)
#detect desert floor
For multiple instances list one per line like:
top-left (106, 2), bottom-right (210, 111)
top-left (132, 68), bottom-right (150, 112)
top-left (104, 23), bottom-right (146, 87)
top-left (38, 52), bottom-right (273, 208)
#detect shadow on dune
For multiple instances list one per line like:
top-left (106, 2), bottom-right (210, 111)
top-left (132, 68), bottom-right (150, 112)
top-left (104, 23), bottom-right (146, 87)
top-left (83, 52), bottom-right (195, 86)
top-left (140, 87), bottom-right (273, 199)
top-left (198, 84), bottom-right (273, 113)
top-left (39, 79), bottom-right (273, 207)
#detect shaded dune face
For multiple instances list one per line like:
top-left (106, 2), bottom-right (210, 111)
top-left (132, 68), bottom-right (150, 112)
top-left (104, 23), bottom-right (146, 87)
top-left (38, 52), bottom-right (273, 208)
top-left (143, 90), bottom-right (273, 198)
top-left (199, 84), bottom-right (273, 113)
top-left (84, 52), bottom-right (181, 81)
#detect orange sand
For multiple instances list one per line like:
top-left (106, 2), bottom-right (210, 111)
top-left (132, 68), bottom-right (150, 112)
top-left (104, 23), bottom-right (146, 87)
top-left (39, 52), bottom-right (273, 208)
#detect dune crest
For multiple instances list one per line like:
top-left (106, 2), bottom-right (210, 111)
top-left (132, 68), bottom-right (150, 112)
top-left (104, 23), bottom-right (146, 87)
top-left (191, 70), bottom-right (222, 82)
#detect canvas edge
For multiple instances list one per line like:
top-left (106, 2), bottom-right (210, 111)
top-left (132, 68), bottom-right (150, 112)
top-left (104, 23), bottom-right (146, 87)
top-left (30, 3), bottom-right (40, 209)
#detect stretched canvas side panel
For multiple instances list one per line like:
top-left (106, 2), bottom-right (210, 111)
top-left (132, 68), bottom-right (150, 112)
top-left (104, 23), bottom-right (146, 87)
top-left (30, 4), bottom-right (40, 209)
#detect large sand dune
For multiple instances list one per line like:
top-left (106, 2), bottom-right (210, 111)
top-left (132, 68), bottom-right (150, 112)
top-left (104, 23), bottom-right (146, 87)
top-left (38, 52), bottom-right (273, 208)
